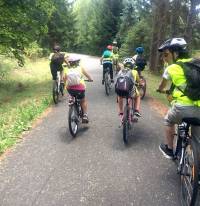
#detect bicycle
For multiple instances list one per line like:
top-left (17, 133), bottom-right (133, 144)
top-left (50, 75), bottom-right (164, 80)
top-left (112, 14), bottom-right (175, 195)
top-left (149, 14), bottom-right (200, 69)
top-left (68, 80), bottom-right (92, 137)
top-left (138, 75), bottom-right (146, 99)
top-left (121, 87), bottom-right (138, 144)
top-left (52, 71), bottom-right (64, 104)
top-left (104, 67), bottom-right (112, 96)
top-left (173, 118), bottom-right (200, 206)
top-left (157, 90), bottom-right (200, 206)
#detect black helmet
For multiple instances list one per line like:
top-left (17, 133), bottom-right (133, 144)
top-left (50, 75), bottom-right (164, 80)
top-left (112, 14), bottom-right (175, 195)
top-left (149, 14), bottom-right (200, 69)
top-left (53, 45), bottom-right (61, 52)
top-left (158, 38), bottom-right (187, 52)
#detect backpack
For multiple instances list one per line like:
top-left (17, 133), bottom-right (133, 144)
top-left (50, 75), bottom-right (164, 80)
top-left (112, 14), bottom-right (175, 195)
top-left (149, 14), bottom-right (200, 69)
top-left (135, 55), bottom-right (146, 71)
top-left (67, 68), bottom-right (81, 86)
top-left (175, 59), bottom-right (200, 101)
top-left (115, 69), bottom-right (134, 97)
top-left (51, 53), bottom-right (64, 65)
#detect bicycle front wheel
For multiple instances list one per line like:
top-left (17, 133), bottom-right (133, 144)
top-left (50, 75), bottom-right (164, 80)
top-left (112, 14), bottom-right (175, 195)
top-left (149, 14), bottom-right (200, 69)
top-left (180, 138), bottom-right (200, 206)
top-left (123, 105), bottom-right (130, 144)
top-left (68, 105), bottom-right (79, 137)
top-left (53, 81), bottom-right (59, 104)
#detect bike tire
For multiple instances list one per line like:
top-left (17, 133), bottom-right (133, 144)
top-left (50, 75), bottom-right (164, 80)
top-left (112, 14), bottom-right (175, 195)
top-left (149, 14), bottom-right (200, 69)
top-left (123, 105), bottom-right (129, 144)
top-left (53, 81), bottom-right (59, 104)
top-left (68, 105), bottom-right (79, 137)
top-left (180, 138), bottom-right (200, 206)
top-left (60, 83), bottom-right (64, 96)
top-left (139, 77), bottom-right (146, 99)
top-left (105, 72), bottom-right (110, 96)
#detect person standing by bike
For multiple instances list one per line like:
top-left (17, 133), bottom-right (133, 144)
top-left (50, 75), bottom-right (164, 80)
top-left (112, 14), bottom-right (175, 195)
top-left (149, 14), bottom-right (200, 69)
top-left (157, 38), bottom-right (200, 159)
top-left (64, 56), bottom-right (93, 123)
top-left (132, 47), bottom-right (147, 77)
top-left (49, 45), bottom-right (68, 84)
top-left (100, 45), bottom-right (114, 84)
top-left (116, 58), bottom-right (142, 121)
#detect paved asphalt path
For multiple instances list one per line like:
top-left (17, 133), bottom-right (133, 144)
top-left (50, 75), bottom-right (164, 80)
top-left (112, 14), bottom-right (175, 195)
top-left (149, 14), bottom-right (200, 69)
top-left (0, 55), bottom-right (181, 206)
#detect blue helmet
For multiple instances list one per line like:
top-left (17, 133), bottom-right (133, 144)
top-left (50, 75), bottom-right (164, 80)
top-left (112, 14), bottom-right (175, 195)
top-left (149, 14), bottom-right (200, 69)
top-left (135, 47), bottom-right (144, 54)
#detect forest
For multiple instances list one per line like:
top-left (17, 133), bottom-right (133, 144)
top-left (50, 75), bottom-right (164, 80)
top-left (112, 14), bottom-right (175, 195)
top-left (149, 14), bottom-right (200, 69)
top-left (0, 0), bottom-right (200, 73)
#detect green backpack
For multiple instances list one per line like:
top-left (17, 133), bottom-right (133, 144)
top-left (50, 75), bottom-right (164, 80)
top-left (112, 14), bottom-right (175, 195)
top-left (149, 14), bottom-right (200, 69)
top-left (175, 59), bottom-right (200, 101)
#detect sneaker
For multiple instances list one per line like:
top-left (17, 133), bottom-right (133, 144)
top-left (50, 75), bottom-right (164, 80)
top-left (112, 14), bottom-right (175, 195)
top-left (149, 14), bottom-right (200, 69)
top-left (159, 143), bottom-right (174, 160)
top-left (102, 80), bottom-right (104, 85)
top-left (134, 110), bottom-right (141, 117)
top-left (82, 114), bottom-right (89, 124)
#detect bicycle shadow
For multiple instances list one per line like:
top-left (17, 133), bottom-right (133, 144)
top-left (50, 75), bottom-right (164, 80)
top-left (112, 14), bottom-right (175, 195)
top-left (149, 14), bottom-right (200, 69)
top-left (60, 125), bottom-right (90, 144)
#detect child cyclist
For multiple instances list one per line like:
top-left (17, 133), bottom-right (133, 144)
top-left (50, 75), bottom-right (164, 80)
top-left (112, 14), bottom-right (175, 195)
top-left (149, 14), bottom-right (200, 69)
top-left (116, 58), bottom-right (141, 121)
top-left (64, 56), bottom-right (93, 123)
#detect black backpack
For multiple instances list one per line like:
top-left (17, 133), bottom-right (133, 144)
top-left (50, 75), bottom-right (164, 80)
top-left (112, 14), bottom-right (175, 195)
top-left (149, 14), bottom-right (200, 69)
top-left (175, 59), bottom-right (200, 101)
top-left (115, 70), bottom-right (134, 97)
top-left (51, 53), bottom-right (64, 65)
top-left (135, 55), bottom-right (146, 71)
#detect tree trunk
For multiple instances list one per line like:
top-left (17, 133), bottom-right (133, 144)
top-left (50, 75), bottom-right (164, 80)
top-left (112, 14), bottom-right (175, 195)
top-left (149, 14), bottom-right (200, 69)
top-left (184, 0), bottom-right (198, 52)
top-left (149, 0), bottom-right (169, 73)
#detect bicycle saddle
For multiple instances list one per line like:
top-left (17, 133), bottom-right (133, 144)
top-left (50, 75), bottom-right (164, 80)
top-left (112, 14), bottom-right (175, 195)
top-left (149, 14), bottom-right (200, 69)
top-left (182, 117), bottom-right (200, 126)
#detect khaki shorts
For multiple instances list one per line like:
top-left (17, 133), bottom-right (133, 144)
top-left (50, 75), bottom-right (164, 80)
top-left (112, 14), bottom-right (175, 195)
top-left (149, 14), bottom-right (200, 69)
top-left (164, 104), bottom-right (200, 142)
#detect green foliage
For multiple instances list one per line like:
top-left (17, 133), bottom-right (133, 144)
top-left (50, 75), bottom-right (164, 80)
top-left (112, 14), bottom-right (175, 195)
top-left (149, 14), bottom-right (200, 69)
top-left (119, 19), bottom-right (152, 58)
top-left (24, 42), bottom-right (43, 60)
top-left (0, 0), bottom-right (54, 65)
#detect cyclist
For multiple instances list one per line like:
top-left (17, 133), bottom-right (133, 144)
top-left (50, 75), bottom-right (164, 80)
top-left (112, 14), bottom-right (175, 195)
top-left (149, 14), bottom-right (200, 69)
top-left (116, 58), bottom-right (142, 120)
top-left (49, 45), bottom-right (68, 84)
top-left (100, 45), bottom-right (114, 84)
top-left (112, 40), bottom-right (120, 72)
top-left (157, 37), bottom-right (200, 159)
top-left (64, 56), bottom-right (93, 123)
top-left (132, 47), bottom-right (147, 77)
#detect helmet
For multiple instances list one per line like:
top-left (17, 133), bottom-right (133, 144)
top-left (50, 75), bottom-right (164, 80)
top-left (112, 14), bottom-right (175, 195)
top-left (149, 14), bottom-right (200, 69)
top-left (158, 38), bottom-right (187, 52)
top-left (107, 45), bottom-right (113, 50)
top-left (53, 45), bottom-right (61, 52)
top-left (135, 47), bottom-right (144, 54)
top-left (123, 58), bottom-right (135, 69)
top-left (68, 56), bottom-right (80, 66)
top-left (113, 40), bottom-right (117, 45)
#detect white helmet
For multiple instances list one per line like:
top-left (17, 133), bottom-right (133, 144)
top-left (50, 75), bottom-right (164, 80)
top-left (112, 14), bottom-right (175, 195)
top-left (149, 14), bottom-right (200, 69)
top-left (123, 58), bottom-right (135, 69)
top-left (158, 38), bottom-right (187, 52)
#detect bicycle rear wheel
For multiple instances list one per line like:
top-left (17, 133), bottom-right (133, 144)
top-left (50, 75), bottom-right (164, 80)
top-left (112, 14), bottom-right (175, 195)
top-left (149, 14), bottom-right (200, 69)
top-left (68, 105), bottom-right (79, 137)
top-left (53, 81), bottom-right (59, 104)
top-left (105, 72), bottom-right (111, 96)
top-left (139, 77), bottom-right (146, 99)
top-left (180, 139), bottom-right (200, 206)
top-left (123, 105), bottom-right (130, 144)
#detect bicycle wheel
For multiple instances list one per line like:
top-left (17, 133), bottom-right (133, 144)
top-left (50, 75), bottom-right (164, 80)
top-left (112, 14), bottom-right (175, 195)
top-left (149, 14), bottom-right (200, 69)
top-left (139, 77), bottom-right (146, 99)
top-left (53, 81), bottom-right (59, 104)
top-left (60, 82), bottom-right (64, 96)
top-left (123, 105), bottom-right (130, 144)
top-left (68, 105), bottom-right (79, 137)
top-left (105, 72), bottom-right (111, 96)
top-left (180, 139), bottom-right (200, 206)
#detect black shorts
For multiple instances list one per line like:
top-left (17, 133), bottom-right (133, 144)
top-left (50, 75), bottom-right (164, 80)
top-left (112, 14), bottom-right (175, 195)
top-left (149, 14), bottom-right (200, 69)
top-left (67, 89), bottom-right (85, 99)
top-left (50, 63), bottom-right (63, 80)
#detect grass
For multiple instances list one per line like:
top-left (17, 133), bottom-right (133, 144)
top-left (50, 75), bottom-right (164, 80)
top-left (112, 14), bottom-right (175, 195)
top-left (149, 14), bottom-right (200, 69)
top-left (0, 58), bottom-right (52, 154)
top-left (142, 69), bottom-right (170, 106)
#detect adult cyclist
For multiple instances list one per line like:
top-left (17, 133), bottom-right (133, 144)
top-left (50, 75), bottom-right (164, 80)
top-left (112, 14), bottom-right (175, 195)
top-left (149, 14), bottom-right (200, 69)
top-left (49, 45), bottom-right (68, 84)
top-left (116, 58), bottom-right (141, 121)
top-left (157, 37), bottom-right (200, 159)
top-left (132, 47), bottom-right (147, 77)
top-left (64, 56), bottom-right (93, 123)
top-left (100, 45), bottom-right (114, 84)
